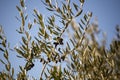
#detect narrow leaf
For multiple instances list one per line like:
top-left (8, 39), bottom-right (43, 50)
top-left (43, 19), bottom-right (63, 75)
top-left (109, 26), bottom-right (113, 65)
top-left (46, 7), bottom-right (54, 11)
top-left (20, 0), bottom-right (25, 7)
top-left (15, 16), bottom-right (21, 22)
top-left (25, 15), bottom-right (28, 20)
top-left (17, 55), bottom-right (23, 58)
top-left (5, 64), bottom-right (10, 71)
top-left (79, 23), bottom-right (84, 30)
top-left (67, 42), bottom-right (71, 50)
top-left (88, 45), bottom-right (92, 51)
top-left (15, 48), bottom-right (25, 57)
top-left (75, 9), bottom-right (83, 17)
top-left (73, 3), bottom-right (79, 11)
top-left (2, 40), bottom-right (6, 47)
top-left (70, 39), bottom-right (75, 47)
top-left (84, 14), bottom-right (88, 22)
top-left (0, 59), bottom-right (5, 64)
top-left (28, 23), bottom-right (32, 30)
top-left (45, 31), bottom-right (49, 39)
top-left (4, 50), bottom-right (8, 60)
top-left (22, 37), bottom-right (27, 45)
top-left (16, 6), bottom-right (21, 12)
top-left (0, 47), bottom-right (4, 52)
top-left (12, 68), bottom-right (14, 77)
top-left (81, 19), bottom-right (85, 25)
top-left (20, 12), bottom-right (25, 26)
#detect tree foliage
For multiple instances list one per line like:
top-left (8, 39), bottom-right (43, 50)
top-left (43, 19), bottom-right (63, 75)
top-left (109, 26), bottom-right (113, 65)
top-left (0, 0), bottom-right (120, 79)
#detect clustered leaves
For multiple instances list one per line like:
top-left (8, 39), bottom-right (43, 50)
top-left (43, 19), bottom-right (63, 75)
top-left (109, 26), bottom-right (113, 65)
top-left (0, 26), bottom-right (14, 80)
top-left (0, 0), bottom-right (120, 80)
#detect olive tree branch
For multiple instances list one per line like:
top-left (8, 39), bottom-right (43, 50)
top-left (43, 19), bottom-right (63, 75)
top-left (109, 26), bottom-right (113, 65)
top-left (40, 63), bottom-right (47, 79)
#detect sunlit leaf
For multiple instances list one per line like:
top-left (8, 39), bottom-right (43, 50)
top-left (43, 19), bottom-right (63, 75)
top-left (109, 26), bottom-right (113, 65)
top-left (2, 40), bottom-right (6, 47)
top-left (20, 12), bottom-right (25, 26)
top-left (15, 48), bottom-right (25, 58)
top-left (45, 31), bottom-right (49, 39)
top-left (34, 9), bottom-right (45, 28)
top-left (39, 28), bottom-right (44, 35)
top-left (34, 9), bottom-right (38, 16)
top-left (4, 50), bottom-right (8, 60)
top-left (5, 64), bottom-right (10, 71)
top-left (20, 0), bottom-right (25, 7)
top-left (22, 37), bottom-right (27, 45)
top-left (39, 18), bottom-right (44, 28)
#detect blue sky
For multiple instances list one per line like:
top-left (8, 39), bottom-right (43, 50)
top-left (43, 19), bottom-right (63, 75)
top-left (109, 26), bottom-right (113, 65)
top-left (0, 0), bottom-right (120, 79)
top-left (0, 0), bottom-right (120, 47)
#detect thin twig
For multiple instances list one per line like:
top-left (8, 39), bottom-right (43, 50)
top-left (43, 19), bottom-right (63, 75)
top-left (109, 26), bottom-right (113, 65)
top-left (40, 63), bottom-right (47, 79)
top-left (70, 16), bottom-right (91, 53)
